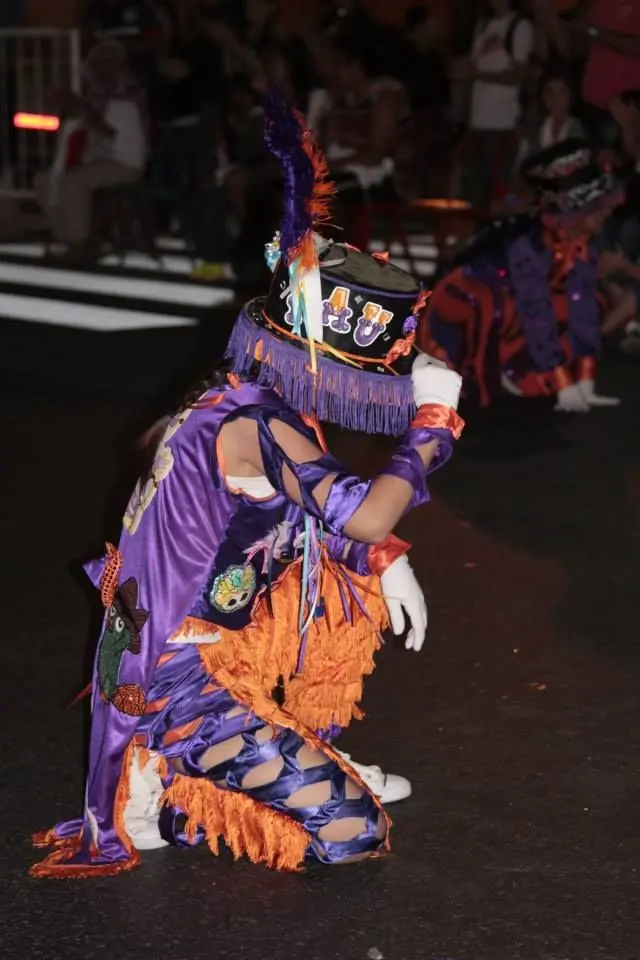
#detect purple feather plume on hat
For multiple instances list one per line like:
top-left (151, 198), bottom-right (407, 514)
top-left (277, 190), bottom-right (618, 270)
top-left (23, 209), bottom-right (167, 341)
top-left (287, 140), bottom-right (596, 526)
top-left (263, 89), bottom-right (315, 264)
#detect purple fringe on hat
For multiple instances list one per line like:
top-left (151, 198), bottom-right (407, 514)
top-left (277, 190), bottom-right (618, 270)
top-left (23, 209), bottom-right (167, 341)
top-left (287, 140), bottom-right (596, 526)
top-left (226, 308), bottom-right (416, 436)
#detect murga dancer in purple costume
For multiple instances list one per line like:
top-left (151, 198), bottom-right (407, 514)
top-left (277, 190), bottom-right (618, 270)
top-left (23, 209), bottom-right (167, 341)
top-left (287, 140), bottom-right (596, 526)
top-left (31, 94), bottom-right (464, 878)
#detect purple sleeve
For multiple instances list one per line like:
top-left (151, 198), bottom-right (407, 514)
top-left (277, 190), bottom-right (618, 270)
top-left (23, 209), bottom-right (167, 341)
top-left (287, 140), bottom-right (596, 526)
top-left (324, 535), bottom-right (372, 576)
top-left (380, 424), bottom-right (457, 513)
top-left (252, 408), bottom-right (373, 537)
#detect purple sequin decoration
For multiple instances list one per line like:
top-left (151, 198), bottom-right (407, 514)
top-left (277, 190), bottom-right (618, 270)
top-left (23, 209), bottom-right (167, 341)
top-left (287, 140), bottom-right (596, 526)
top-left (565, 247), bottom-right (601, 358)
top-left (507, 231), bottom-right (601, 370)
top-left (403, 315), bottom-right (418, 334)
top-left (507, 233), bottom-right (564, 371)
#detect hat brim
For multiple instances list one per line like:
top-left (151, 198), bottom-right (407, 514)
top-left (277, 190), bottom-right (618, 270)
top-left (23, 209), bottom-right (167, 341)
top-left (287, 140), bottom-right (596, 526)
top-left (543, 181), bottom-right (625, 226)
top-left (226, 299), bottom-right (416, 436)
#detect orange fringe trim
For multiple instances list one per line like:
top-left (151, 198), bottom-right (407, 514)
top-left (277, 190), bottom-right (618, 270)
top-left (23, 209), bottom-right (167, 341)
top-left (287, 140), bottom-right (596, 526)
top-left (163, 557), bottom-right (393, 869)
top-left (30, 744), bottom-right (140, 879)
top-left (158, 679), bottom-right (392, 867)
top-left (413, 289), bottom-right (430, 315)
top-left (163, 776), bottom-right (310, 872)
top-left (197, 558), bottom-right (388, 734)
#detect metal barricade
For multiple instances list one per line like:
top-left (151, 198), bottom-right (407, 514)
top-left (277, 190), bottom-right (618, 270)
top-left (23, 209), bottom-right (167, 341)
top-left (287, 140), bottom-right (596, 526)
top-left (0, 28), bottom-right (80, 197)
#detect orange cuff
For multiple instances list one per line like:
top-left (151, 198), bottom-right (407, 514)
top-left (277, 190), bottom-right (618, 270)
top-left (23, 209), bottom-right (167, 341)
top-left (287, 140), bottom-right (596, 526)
top-left (368, 534), bottom-right (411, 577)
top-left (411, 403), bottom-right (465, 441)
top-left (577, 357), bottom-right (596, 382)
top-left (553, 366), bottom-right (574, 392)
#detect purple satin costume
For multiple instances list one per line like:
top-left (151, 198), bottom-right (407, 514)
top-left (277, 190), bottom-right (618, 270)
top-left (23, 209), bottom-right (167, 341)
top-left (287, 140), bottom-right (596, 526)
top-left (33, 378), bottom-right (458, 873)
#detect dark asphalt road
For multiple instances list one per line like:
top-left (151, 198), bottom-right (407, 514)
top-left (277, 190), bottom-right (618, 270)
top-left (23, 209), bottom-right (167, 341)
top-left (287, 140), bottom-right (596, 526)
top-left (1, 310), bottom-right (639, 960)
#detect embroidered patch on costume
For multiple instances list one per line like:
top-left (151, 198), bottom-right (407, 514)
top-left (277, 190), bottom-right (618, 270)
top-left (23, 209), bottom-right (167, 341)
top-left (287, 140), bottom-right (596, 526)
top-left (98, 577), bottom-right (149, 716)
top-left (353, 302), bottom-right (393, 347)
top-left (123, 409), bottom-right (192, 535)
top-left (322, 286), bottom-right (353, 334)
top-left (209, 564), bottom-right (257, 613)
top-left (284, 292), bottom-right (294, 327)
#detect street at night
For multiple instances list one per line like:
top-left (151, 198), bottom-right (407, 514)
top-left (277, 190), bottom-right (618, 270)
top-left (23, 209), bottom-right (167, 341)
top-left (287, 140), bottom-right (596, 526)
top-left (2, 296), bottom-right (639, 960)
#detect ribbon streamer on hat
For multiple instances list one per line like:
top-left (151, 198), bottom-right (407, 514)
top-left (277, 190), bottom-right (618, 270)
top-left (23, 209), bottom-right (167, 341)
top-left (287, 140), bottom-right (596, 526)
top-left (263, 90), bottom-right (339, 667)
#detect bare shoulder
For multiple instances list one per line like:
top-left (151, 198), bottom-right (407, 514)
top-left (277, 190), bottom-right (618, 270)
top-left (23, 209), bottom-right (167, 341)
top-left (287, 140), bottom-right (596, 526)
top-left (220, 415), bottom-right (324, 475)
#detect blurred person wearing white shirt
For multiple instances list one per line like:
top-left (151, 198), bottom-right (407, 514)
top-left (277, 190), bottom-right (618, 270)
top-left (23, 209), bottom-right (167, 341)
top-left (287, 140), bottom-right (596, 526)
top-left (34, 40), bottom-right (147, 261)
top-left (450, 0), bottom-right (534, 208)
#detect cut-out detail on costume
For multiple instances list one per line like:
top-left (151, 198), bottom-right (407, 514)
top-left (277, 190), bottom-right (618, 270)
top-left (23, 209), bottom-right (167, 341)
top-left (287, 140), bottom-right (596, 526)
top-left (297, 744), bottom-right (329, 770)
top-left (134, 641), bottom-right (390, 870)
top-left (242, 757), bottom-right (285, 789)
top-left (199, 735), bottom-right (245, 771)
top-left (318, 816), bottom-right (369, 843)
top-left (225, 706), bottom-right (247, 720)
top-left (255, 725), bottom-right (276, 744)
top-left (345, 780), bottom-right (364, 801)
top-left (286, 780), bottom-right (332, 808)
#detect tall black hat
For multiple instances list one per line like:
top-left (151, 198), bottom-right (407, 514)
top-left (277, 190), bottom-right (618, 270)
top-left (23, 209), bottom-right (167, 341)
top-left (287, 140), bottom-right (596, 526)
top-left (226, 92), bottom-right (424, 435)
top-left (521, 138), bottom-right (623, 224)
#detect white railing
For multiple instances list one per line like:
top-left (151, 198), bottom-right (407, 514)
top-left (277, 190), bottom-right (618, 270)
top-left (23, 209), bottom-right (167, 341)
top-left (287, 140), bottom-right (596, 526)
top-left (0, 28), bottom-right (81, 197)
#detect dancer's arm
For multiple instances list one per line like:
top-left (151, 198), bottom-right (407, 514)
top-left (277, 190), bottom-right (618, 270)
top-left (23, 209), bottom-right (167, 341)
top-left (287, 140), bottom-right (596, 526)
top-left (221, 362), bottom-right (463, 545)
top-left (264, 419), bottom-right (439, 544)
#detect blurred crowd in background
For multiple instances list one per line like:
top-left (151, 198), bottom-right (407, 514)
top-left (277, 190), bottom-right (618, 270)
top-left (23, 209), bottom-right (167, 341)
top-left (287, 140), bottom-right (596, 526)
top-left (18, 0), bottom-right (640, 322)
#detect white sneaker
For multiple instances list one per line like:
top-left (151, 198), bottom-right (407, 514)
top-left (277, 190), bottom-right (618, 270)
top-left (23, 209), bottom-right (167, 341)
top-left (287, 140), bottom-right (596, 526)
top-left (336, 750), bottom-right (412, 804)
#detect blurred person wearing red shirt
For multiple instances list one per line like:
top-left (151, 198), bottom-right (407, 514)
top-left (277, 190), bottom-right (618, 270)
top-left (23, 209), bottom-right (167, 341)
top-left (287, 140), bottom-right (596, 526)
top-left (582, 0), bottom-right (640, 111)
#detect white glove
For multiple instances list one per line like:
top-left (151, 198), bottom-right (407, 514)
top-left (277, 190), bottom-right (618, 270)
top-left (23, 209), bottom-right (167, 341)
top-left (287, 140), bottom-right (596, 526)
top-left (578, 379), bottom-right (621, 408)
top-left (554, 383), bottom-right (590, 413)
top-left (380, 555), bottom-right (428, 653)
top-left (412, 353), bottom-right (463, 411)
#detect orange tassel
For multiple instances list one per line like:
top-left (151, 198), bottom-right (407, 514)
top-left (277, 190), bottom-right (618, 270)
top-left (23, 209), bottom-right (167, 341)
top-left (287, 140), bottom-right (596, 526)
top-left (68, 681), bottom-right (93, 708)
top-left (385, 330), bottom-right (416, 365)
top-left (413, 290), bottom-right (430, 314)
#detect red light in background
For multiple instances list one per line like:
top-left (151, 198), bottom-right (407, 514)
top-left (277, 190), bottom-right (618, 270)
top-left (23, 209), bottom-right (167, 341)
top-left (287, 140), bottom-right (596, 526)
top-left (13, 113), bottom-right (60, 131)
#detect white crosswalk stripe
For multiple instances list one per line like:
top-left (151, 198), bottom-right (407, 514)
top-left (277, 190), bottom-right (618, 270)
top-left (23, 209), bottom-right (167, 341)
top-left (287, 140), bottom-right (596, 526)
top-left (0, 234), bottom-right (438, 332)
top-left (0, 239), bottom-right (235, 332)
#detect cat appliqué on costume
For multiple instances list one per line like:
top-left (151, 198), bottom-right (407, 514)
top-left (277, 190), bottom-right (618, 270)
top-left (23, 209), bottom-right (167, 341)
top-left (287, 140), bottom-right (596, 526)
top-left (98, 577), bottom-right (149, 716)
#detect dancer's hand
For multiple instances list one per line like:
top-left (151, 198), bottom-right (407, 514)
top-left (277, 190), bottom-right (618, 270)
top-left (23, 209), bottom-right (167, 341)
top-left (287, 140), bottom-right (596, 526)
top-left (412, 353), bottom-right (463, 411)
top-left (578, 379), bottom-right (621, 408)
top-left (554, 383), bottom-right (590, 413)
top-left (380, 555), bottom-right (428, 652)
